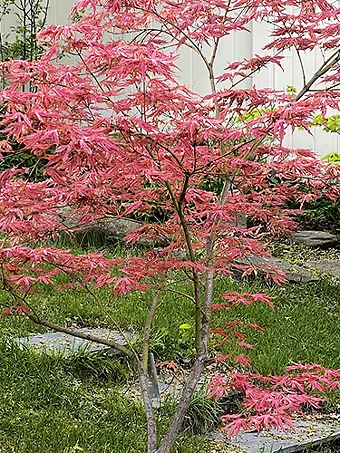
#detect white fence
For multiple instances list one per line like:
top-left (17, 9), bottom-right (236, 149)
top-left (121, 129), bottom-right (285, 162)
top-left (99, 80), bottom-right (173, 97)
top-left (1, 1), bottom-right (339, 157)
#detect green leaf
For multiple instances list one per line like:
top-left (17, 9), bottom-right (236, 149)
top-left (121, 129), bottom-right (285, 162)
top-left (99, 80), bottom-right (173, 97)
top-left (179, 323), bottom-right (192, 330)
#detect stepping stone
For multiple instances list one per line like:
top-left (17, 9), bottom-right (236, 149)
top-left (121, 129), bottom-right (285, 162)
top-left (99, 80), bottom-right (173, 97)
top-left (292, 231), bottom-right (339, 249)
top-left (222, 418), bottom-right (340, 453)
top-left (15, 327), bottom-right (131, 356)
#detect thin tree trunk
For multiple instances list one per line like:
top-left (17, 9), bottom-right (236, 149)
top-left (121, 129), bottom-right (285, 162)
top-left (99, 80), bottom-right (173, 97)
top-left (138, 363), bottom-right (158, 453)
top-left (156, 262), bottom-right (213, 453)
top-left (155, 341), bottom-right (209, 453)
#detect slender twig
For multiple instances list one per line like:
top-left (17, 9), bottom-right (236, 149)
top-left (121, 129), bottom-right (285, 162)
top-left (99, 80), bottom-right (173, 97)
top-left (295, 47), bottom-right (307, 87)
top-left (295, 49), bottom-right (340, 101)
top-left (154, 287), bottom-right (196, 304)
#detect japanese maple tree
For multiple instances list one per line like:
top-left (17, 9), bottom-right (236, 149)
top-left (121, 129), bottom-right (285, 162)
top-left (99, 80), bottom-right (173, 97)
top-left (1, 0), bottom-right (340, 452)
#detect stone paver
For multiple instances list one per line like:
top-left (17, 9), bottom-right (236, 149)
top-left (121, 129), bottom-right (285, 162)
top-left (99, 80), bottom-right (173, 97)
top-left (15, 328), bottom-right (130, 356)
top-left (237, 255), bottom-right (318, 283)
top-left (225, 419), bottom-right (340, 453)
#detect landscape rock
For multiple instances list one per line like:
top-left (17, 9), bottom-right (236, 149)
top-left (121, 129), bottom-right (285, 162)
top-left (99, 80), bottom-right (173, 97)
top-left (292, 231), bottom-right (339, 249)
top-left (304, 259), bottom-right (340, 279)
top-left (74, 217), bottom-right (148, 247)
top-left (57, 206), bottom-right (166, 248)
top-left (237, 255), bottom-right (318, 283)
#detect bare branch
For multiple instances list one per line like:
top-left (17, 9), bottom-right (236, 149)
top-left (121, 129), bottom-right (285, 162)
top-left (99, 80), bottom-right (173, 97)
top-left (25, 312), bottom-right (135, 358)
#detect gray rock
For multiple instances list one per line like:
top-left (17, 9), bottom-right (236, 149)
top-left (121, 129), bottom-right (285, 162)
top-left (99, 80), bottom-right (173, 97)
top-left (14, 327), bottom-right (131, 356)
top-left (237, 255), bottom-right (318, 283)
top-left (227, 418), bottom-right (340, 453)
top-left (74, 217), bottom-right (147, 247)
top-left (304, 259), bottom-right (340, 279)
top-left (57, 206), bottom-right (166, 248)
top-left (292, 231), bottom-right (339, 249)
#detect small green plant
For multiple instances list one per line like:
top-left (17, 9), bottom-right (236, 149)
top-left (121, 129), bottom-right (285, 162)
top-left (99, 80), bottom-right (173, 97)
top-left (150, 322), bottom-right (196, 365)
top-left (321, 152), bottom-right (340, 165)
top-left (182, 390), bottom-right (221, 434)
top-left (312, 114), bottom-right (340, 134)
top-left (286, 85), bottom-right (297, 97)
top-left (0, 0), bottom-right (49, 64)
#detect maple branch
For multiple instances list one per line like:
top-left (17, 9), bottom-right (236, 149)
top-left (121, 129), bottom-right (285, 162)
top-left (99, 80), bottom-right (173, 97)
top-left (132, 5), bottom-right (211, 73)
top-left (295, 49), bottom-right (340, 101)
top-left (24, 312), bottom-right (135, 358)
top-left (130, 26), bottom-right (199, 55)
top-left (3, 263), bottom-right (159, 450)
top-left (155, 287), bottom-right (196, 304)
top-left (164, 181), bottom-right (203, 350)
top-left (230, 51), bottom-right (283, 89)
top-left (210, 48), bottom-right (340, 198)
top-left (178, 173), bottom-right (190, 206)
top-left (2, 270), bottom-right (41, 320)
top-left (295, 47), bottom-right (307, 87)
top-left (132, 131), bottom-right (187, 173)
top-left (208, 9), bottom-right (228, 98)
top-left (75, 49), bottom-right (106, 94)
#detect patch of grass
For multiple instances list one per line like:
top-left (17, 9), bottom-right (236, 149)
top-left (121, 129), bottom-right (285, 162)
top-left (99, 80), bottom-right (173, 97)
top-left (0, 243), bottom-right (340, 451)
top-left (269, 240), bottom-right (340, 263)
top-left (1, 266), bottom-right (340, 372)
top-left (160, 390), bottom-right (222, 436)
top-left (210, 277), bottom-right (340, 374)
top-left (0, 341), bottom-right (209, 453)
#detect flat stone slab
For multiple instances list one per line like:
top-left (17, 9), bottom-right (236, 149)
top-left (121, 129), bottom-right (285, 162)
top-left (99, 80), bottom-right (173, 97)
top-left (15, 328), bottom-right (130, 356)
top-left (223, 419), bottom-right (340, 453)
top-left (304, 260), bottom-right (340, 280)
top-left (237, 255), bottom-right (318, 283)
top-left (292, 231), bottom-right (339, 249)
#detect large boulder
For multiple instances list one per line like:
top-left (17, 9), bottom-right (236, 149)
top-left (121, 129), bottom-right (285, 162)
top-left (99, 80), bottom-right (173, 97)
top-left (74, 217), bottom-right (148, 247)
top-left (292, 231), bottom-right (339, 249)
top-left (56, 207), bottom-right (167, 248)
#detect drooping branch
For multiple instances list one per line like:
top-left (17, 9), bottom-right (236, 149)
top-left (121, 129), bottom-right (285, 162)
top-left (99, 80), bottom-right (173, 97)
top-left (24, 312), bottom-right (135, 358)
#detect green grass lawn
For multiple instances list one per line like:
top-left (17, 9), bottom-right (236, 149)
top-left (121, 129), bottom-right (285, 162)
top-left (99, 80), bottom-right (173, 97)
top-left (0, 244), bottom-right (339, 452)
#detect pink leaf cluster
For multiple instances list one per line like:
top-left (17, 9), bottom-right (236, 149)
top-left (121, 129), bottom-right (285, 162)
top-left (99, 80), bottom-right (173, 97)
top-left (208, 364), bottom-right (340, 438)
